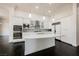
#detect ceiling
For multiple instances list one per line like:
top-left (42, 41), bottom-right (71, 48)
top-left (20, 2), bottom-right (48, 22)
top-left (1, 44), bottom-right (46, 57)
top-left (0, 3), bottom-right (72, 17)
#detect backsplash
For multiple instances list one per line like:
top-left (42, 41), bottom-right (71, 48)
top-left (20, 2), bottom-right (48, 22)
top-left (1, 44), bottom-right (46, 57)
top-left (23, 20), bottom-right (52, 32)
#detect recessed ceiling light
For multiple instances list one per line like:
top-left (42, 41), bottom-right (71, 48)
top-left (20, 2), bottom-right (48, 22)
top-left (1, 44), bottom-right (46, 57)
top-left (43, 16), bottom-right (46, 20)
top-left (48, 3), bottom-right (52, 5)
top-left (48, 10), bottom-right (51, 13)
top-left (0, 23), bottom-right (2, 24)
top-left (29, 13), bottom-right (32, 18)
top-left (52, 18), bottom-right (55, 21)
top-left (35, 6), bottom-right (39, 9)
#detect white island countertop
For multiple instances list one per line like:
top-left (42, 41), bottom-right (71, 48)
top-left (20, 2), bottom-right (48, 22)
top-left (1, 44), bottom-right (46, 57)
top-left (23, 32), bottom-right (59, 39)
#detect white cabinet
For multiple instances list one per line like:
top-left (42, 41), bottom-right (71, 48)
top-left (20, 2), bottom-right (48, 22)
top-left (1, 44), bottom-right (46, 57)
top-left (25, 38), bottom-right (55, 55)
top-left (12, 17), bottom-right (23, 25)
top-left (9, 16), bottom-right (24, 43)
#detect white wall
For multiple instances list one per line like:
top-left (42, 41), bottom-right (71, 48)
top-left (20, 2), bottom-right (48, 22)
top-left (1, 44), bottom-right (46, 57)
top-left (0, 7), bottom-right (9, 36)
top-left (76, 6), bottom-right (79, 46)
top-left (61, 15), bottom-right (76, 46)
top-left (51, 4), bottom-right (77, 46)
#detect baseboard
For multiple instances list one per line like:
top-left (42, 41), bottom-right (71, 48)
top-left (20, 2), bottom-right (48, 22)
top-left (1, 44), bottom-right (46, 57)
top-left (26, 46), bottom-right (55, 56)
top-left (55, 39), bottom-right (76, 47)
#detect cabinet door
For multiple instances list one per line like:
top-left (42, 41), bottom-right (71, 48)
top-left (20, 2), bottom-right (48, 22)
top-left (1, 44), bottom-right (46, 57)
top-left (13, 17), bottom-right (23, 25)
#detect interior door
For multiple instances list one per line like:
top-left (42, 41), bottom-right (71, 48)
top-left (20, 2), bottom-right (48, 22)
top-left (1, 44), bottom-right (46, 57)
top-left (52, 22), bottom-right (61, 40)
top-left (55, 24), bottom-right (61, 40)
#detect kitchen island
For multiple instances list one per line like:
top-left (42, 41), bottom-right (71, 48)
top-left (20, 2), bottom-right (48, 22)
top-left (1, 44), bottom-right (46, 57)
top-left (23, 32), bottom-right (56, 55)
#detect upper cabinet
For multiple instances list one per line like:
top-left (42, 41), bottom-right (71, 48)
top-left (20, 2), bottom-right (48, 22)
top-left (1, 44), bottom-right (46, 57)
top-left (12, 16), bottom-right (23, 25)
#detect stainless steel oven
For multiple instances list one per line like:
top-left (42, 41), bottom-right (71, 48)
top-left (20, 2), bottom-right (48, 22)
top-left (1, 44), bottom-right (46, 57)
top-left (13, 25), bottom-right (22, 39)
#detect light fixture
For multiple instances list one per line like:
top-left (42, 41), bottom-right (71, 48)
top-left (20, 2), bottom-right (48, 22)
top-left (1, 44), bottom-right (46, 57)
top-left (48, 10), bottom-right (51, 13)
top-left (0, 23), bottom-right (2, 24)
top-left (35, 6), bottom-right (39, 9)
top-left (48, 3), bottom-right (52, 5)
top-left (52, 18), bottom-right (55, 22)
top-left (29, 13), bottom-right (32, 18)
top-left (43, 16), bottom-right (46, 20)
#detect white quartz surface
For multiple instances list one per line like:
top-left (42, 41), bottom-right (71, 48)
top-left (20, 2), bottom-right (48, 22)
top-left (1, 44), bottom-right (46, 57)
top-left (23, 32), bottom-right (57, 39)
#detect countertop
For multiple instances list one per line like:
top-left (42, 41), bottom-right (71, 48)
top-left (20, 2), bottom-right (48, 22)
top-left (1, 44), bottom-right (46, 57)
top-left (23, 32), bottom-right (59, 39)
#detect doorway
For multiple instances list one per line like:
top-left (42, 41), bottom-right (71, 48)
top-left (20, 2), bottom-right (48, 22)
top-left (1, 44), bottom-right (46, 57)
top-left (52, 22), bottom-right (61, 41)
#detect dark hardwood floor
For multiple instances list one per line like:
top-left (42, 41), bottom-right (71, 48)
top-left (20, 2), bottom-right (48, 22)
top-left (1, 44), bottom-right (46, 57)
top-left (0, 36), bottom-right (79, 56)
top-left (54, 40), bottom-right (78, 56)
top-left (27, 40), bottom-right (78, 56)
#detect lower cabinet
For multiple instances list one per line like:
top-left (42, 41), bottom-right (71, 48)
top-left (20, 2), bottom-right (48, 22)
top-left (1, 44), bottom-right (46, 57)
top-left (11, 42), bottom-right (25, 56)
